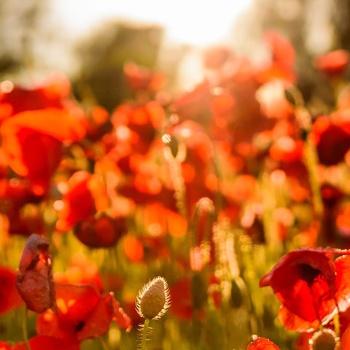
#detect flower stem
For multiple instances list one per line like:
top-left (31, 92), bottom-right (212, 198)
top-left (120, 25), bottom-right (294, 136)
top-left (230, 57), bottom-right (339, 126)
top-left (22, 308), bottom-right (30, 350)
top-left (99, 336), bottom-right (111, 350)
top-left (140, 318), bottom-right (151, 350)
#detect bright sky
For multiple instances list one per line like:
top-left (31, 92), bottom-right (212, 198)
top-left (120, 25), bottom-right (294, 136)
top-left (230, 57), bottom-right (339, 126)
top-left (51, 0), bottom-right (252, 46)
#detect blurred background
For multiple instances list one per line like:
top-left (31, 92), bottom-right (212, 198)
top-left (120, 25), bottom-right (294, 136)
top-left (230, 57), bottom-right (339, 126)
top-left (1, 0), bottom-right (349, 111)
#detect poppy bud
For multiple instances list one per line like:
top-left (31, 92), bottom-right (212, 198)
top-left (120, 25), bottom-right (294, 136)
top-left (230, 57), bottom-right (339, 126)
top-left (136, 276), bottom-right (170, 320)
top-left (309, 329), bottom-right (339, 350)
top-left (16, 233), bottom-right (57, 313)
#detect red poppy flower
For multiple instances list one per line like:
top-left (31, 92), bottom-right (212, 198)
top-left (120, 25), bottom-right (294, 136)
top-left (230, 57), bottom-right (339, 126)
top-left (1, 108), bottom-right (86, 195)
top-left (169, 276), bottom-right (197, 321)
top-left (0, 178), bottom-right (43, 236)
top-left (0, 341), bottom-right (11, 350)
top-left (85, 105), bottom-right (112, 142)
top-left (0, 73), bottom-right (71, 122)
top-left (202, 45), bottom-right (232, 70)
top-left (0, 266), bottom-right (23, 314)
top-left (54, 253), bottom-right (104, 292)
top-left (36, 283), bottom-right (131, 341)
top-left (315, 49), bottom-right (349, 78)
top-left (342, 323), bottom-right (350, 349)
top-left (246, 337), bottom-right (280, 350)
top-left (16, 233), bottom-right (57, 314)
top-left (55, 171), bottom-right (109, 232)
top-left (12, 335), bottom-right (80, 350)
top-left (171, 80), bottom-right (212, 122)
top-left (255, 79), bottom-right (294, 119)
top-left (256, 31), bottom-right (296, 83)
top-left (142, 202), bottom-right (187, 238)
top-left (112, 101), bottom-right (165, 156)
top-left (269, 137), bottom-right (303, 163)
top-left (260, 248), bottom-right (350, 332)
top-left (73, 213), bottom-right (127, 248)
top-left (123, 62), bottom-right (166, 91)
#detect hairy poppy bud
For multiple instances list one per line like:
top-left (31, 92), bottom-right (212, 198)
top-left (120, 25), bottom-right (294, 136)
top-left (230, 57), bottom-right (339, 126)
top-left (136, 276), bottom-right (170, 320)
top-left (309, 329), bottom-right (339, 350)
top-left (16, 233), bottom-right (57, 313)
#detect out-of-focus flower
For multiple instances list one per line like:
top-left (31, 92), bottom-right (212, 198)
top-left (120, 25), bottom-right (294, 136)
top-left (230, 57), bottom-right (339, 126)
top-left (269, 136), bottom-right (304, 163)
top-left (246, 336), bottom-right (281, 349)
top-left (312, 116), bottom-right (350, 166)
top-left (255, 79), bottom-right (294, 119)
top-left (0, 73), bottom-right (71, 122)
top-left (123, 62), bottom-right (166, 92)
top-left (54, 253), bottom-right (103, 291)
top-left (260, 248), bottom-right (350, 332)
top-left (142, 202), bottom-right (187, 238)
top-left (36, 283), bottom-right (131, 341)
top-left (16, 233), bottom-right (57, 313)
top-left (256, 31), bottom-right (296, 83)
top-left (0, 178), bottom-right (44, 236)
top-left (171, 80), bottom-right (212, 122)
top-left (12, 335), bottom-right (80, 350)
top-left (0, 341), bottom-right (11, 350)
top-left (1, 108), bottom-right (86, 195)
top-left (55, 171), bottom-right (109, 232)
top-left (73, 213), bottom-right (127, 248)
top-left (112, 100), bottom-right (165, 156)
top-left (314, 49), bottom-right (349, 78)
top-left (169, 277), bottom-right (194, 321)
top-left (0, 266), bottom-right (23, 314)
top-left (202, 45), bottom-right (232, 70)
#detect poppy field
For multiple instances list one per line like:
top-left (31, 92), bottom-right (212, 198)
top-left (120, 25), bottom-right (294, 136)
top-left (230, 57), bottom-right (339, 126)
top-left (1, 30), bottom-right (350, 349)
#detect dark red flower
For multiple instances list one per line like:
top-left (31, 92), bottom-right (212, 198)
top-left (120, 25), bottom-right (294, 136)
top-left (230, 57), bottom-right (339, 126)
top-left (246, 337), bottom-right (280, 350)
top-left (312, 116), bottom-right (350, 166)
top-left (0, 266), bottom-right (23, 314)
top-left (36, 283), bottom-right (131, 341)
top-left (260, 248), bottom-right (350, 332)
top-left (73, 213), bottom-right (127, 248)
top-left (16, 233), bottom-right (57, 313)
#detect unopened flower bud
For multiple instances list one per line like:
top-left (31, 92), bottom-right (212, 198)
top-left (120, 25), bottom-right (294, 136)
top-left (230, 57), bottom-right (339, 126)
top-left (136, 276), bottom-right (170, 320)
top-left (309, 329), bottom-right (339, 350)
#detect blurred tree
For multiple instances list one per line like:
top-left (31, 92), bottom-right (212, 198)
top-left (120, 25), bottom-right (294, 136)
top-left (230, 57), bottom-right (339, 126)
top-left (74, 22), bottom-right (165, 111)
top-left (0, 0), bottom-right (49, 78)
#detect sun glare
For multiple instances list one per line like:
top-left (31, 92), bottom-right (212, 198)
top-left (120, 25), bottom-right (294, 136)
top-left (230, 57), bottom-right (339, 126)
top-left (52, 0), bottom-right (252, 46)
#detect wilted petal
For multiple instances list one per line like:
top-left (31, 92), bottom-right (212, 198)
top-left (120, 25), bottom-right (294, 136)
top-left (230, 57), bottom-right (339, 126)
top-left (16, 234), bottom-right (56, 313)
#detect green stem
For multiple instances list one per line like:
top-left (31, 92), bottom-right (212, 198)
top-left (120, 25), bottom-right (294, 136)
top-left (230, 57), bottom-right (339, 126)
top-left (140, 318), bottom-right (151, 350)
top-left (99, 336), bottom-right (111, 350)
top-left (304, 136), bottom-right (324, 219)
top-left (22, 308), bottom-right (30, 350)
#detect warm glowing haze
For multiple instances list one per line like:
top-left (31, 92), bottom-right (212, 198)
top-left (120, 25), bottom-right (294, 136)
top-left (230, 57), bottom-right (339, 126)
top-left (52, 0), bottom-right (252, 46)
